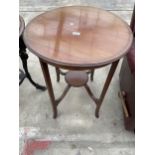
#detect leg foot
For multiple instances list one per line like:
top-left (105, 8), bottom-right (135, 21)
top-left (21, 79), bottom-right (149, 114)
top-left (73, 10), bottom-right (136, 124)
top-left (95, 110), bottom-right (99, 118)
top-left (34, 84), bottom-right (46, 90)
top-left (53, 111), bottom-right (57, 119)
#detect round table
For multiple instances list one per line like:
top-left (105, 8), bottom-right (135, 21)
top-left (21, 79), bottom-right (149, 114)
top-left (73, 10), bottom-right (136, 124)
top-left (23, 6), bottom-right (133, 118)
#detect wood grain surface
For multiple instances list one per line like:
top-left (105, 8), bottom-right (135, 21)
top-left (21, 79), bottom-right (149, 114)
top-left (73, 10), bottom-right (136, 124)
top-left (24, 6), bottom-right (133, 69)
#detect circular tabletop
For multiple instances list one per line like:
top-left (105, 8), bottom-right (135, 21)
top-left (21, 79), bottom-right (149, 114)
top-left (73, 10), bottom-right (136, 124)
top-left (23, 6), bottom-right (133, 69)
top-left (19, 16), bottom-right (25, 37)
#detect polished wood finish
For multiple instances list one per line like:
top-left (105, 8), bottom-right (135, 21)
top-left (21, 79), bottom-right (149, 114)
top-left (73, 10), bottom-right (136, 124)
top-left (65, 71), bottom-right (88, 87)
top-left (40, 58), bottom-right (73, 118)
top-left (84, 60), bottom-right (119, 117)
top-left (23, 6), bottom-right (133, 118)
top-left (39, 59), bottom-right (57, 118)
top-left (24, 6), bottom-right (133, 70)
top-left (95, 60), bottom-right (119, 117)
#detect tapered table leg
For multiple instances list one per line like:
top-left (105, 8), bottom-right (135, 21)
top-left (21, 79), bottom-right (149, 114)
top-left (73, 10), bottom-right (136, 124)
top-left (95, 60), bottom-right (119, 118)
top-left (39, 59), bottom-right (57, 118)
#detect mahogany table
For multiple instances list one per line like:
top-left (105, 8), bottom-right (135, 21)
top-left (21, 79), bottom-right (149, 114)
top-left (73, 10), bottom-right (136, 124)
top-left (19, 15), bottom-right (46, 90)
top-left (23, 6), bottom-right (133, 118)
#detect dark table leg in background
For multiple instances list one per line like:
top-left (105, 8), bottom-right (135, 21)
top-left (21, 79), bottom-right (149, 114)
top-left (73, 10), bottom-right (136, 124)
top-left (90, 69), bottom-right (95, 81)
top-left (19, 36), bottom-right (46, 90)
top-left (55, 67), bottom-right (60, 82)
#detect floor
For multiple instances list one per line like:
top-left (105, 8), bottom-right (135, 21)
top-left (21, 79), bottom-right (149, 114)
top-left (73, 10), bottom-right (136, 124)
top-left (19, 0), bottom-right (135, 154)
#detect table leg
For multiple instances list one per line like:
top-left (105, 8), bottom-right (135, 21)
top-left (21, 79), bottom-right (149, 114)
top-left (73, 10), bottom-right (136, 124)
top-left (90, 69), bottom-right (95, 81)
top-left (55, 67), bottom-right (60, 82)
top-left (19, 36), bottom-right (46, 90)
top-left (95, 60), bottom-right (119, 118)
top-left (39, 59), bottom-right (57, 118)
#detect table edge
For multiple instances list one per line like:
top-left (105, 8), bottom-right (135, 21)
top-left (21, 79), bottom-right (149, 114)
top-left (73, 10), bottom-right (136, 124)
top-left (23, 6), bottom-right (133, 70)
